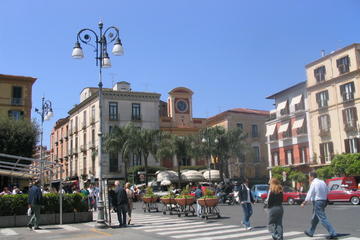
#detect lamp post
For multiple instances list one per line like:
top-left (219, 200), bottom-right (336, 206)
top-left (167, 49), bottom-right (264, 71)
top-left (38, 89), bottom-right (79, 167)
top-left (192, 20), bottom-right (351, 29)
top-left (35, 97), bottom-right (53, 187)
top-left (72, 21), bottom-right (123, 228)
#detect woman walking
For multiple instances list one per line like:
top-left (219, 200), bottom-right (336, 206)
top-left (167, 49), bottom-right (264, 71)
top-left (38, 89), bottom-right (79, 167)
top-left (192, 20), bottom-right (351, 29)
top-left (266, 178), bottom-right (284, 240)
top-left (125, 183), bottom-right (134, 224)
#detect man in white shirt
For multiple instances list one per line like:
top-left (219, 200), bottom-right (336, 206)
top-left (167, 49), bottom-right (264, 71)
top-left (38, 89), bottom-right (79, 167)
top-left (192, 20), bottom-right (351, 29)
top-left (301, 172), bottom-right (337, 239)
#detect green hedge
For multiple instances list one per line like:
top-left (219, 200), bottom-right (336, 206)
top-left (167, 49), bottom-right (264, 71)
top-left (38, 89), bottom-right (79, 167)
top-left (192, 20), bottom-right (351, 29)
top-left (0, 193), bottom-right (88, 216)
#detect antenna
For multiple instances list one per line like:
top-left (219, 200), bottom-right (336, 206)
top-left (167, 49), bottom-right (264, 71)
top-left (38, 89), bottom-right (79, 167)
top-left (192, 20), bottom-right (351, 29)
top-left (109, 73), bottom-right (117, 87)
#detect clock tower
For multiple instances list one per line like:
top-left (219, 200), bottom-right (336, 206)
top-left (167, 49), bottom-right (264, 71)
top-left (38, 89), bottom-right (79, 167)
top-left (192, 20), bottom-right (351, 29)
top-left (168, 87), bottom-right (193, 127)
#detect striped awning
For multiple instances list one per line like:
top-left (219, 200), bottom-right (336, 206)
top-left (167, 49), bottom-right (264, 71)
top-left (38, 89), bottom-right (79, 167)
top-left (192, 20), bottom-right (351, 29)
top-left (291, 94), bottom-right (303, 106)
top-left (276, 100), bottom-right (288, 112)
top-left (266, 124), bottom-right (277, 136)
top-left (278, 122), bottom-right (290, 133)
top-left (292, 118), bottom-right (305, 129)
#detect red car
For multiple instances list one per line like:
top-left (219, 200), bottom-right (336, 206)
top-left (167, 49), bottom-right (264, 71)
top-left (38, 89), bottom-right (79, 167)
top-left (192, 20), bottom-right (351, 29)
top-left (328, 183), bottom-right (360, 205)
top-left (261, 186), bottom-right (306, 205)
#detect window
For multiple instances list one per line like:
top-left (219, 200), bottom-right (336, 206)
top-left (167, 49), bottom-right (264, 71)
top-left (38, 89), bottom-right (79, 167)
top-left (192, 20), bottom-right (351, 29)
top-left (11, 86), bottom-right (22, 105)
top-left (314, 66), bottom-right (326, 82)
top-left (238, 153), bottom-right (246, 163)
top-left (251, 124), bottom-right (259, 137)
top-left (272, 152), bottom-right (279, 166)
top-left (280, 102), bottom-right (289, 116)
top-left (294, 95), bottom-right (305, 111)
top-left (132, 103), bottom-right (141, 120)
top-left (340, 82), bottom-right (355, 101)
top-left (345, 138), bottom-right (360, 153)
top-left (236, 123), bottom-right (243, 129)
top-left (300, 147), bottom-right (307, 163)
top-left (318, 114), bottom-right (331, 131)
top-left (92, 155), bottom-right (96, 176)
top-left (91, 105), bottom-right (95, 122)
top-left (91, 129), bottom-right (95, 145)
top-left (316, 90), bottom-right (329, 108)
top-left (109, 125), bottom-right (113, 133)
top-left (75, 116), bottom-right (78, 131)
top-left (83, 111), bottom-right (87, 127)
top-left (8, 110), bottom-right (24, 120)
top-left (285, 149), bottom-right (293, 165)
top-left (343, 107), bottom-right (357, 129)
top-left (83, 157), bottom-right (87, 175)
top-left (181, 157), bottom-right (191, 166)
top-left (319, 142), bottom-right (334, 163)
top-left (337, 56), bottom-right (350, 74)
top-left (109, 152), bottom-right (118, 172)
top-left (109, 102), bottom-right (118, 120)
top-left (253, 146), bottom-right (260, 162)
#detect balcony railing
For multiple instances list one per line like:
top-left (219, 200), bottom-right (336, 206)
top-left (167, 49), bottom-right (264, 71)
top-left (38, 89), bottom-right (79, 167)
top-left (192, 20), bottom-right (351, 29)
top-left (11, 98), bottom-right (23, 106)
top-left (344, 120), bottom-right (357, 132)
top-left (131, 114), bottom-right (142, 121)
top-left (319, 128), bottom-right (331, 137)
top-left (342, 92), bottom-right (354, 102)
top-left (90, 117), bottom-right (95, 125)
top-left (82, 122), bottom-right (86, 129)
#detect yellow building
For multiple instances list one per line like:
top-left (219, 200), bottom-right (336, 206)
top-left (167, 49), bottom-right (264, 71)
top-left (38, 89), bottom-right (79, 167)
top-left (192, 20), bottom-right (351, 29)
top-left (0, 74), bottom-right (37, 120)
top-left (306, 43), bottom-right (360, 165)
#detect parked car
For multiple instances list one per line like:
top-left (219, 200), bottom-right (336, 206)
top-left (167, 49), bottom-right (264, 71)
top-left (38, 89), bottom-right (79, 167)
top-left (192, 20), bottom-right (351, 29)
top-left (327, 183), bottom-right (360, 205)
top-left (251, 184), bottom-right (269, 202)
top-left (261, 186), bottom-right (306, 205)
top-left (326, 177), bottom-right (359, 191)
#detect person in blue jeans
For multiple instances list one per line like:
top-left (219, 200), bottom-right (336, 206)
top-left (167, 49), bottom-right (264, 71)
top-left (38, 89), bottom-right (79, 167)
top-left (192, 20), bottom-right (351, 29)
top-left (301, 172), bottom-right (337, 240)
top-left (239, 178), bottom-right (255, 230)
top-left (194, 185), bottom-right (203, 217)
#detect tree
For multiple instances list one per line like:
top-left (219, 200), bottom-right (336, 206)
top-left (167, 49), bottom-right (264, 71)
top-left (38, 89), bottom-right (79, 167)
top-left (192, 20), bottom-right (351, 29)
top-left (316, 166), bottom-right (334, 180)
top-left (271, 166), bottom-right (291, 184)
top-left (0, 116), bottom-right (39, 161)
top-left (288, 170), bottom-right (307, 184)
top-left (331, 153), bottom-right (360, 176)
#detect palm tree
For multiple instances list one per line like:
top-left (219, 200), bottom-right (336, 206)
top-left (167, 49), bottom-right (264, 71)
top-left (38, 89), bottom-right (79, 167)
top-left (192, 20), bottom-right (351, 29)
top-left (157, 133), bottom-right (193, 188)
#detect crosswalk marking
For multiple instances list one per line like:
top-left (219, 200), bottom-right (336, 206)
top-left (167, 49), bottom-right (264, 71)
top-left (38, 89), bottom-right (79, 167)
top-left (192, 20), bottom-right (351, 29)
top-left (0, 228), bottom-right (18, 236)
top-left (159, 225), bottom-right (239, 235)
top-left (173, 228), bottom-right (268, 239)
top-left (33, 229), bottom-right (51, 233)
top-left (135, 221), bottom-right (204, 230)
top-left (144, 223), bottom-right (222, 232)
top-left (83, 222), bottom-right (96, 227)
top-left (57, 225), bottom-right (80, 231)
top-left (242, 231), bottom-right (302, 240)
top-left (186, 229), bottom-right (269, 240)
top-left (134, 219), bottom-right (186, 224)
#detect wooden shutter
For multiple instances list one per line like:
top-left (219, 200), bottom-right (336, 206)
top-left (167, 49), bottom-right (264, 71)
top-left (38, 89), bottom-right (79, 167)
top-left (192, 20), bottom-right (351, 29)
top-left (316, 92), bottom-right (320, 103)
top-left (325, 91), bottom-right (329, 100)
top-left (326, 114), bottom-right (331, 128)
top-left (319, 143), bottom-right (325, 164)
top-left (350, 82), bottom-right (355, 93)
top-left (356, 138), bottom-right (360, 153)
top-left (345, 139), bottom-right (350, 153)
top-left (318, 116), bottom-right (322, 129)
top-left (329, 142), bottom-right (334, 159)
top-left (353, 107), bottom-right (358, 121)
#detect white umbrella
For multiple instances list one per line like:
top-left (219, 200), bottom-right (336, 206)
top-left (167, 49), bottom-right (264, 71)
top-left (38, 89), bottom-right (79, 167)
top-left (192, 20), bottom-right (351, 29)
top-left (181, 170), bottom-right (205, 182)
top-left (203, 170), bottom-right (221, 181)
top-left (160, 179), bottom-right (172, 186)
top-left (156, 170), bottom-right (179, 182)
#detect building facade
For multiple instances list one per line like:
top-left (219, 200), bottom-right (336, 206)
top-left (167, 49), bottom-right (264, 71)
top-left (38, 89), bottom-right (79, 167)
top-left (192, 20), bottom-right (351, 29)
top-left (265, 82), bottom-right (313, 176)
top-left (207, 108), bottom-right (269, 182)
top-left (66, 82), bottom-right (161, 187)
top-left (306, 44), bottom-right (360, 165)
top-left (0, 74), bottom-right (37, 120)
top-left (159, 87), bottom-right (207, 168)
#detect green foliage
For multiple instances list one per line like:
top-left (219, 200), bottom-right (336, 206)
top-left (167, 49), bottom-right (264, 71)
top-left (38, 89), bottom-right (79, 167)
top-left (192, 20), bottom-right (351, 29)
top-left (271, 166), bottom-right (291, 182)
top-left (128, 165), bottom-right (168, 174)
top-left (331, 153), bottom-right (360, 176)
top-left (143, 187), bottom-right (156, 198)
top-left (0, 193), bottom-right (88, 216)
top-left (288, 170), bottom-right (307, 183)
top-left (175, 185), bottom-right (194, 199)
top-left (180, 165), bottom-right (207, 171)
top-left (316, 166), bottom-right (334, 180)
top-left (0, 115), bottom-right (39, 159)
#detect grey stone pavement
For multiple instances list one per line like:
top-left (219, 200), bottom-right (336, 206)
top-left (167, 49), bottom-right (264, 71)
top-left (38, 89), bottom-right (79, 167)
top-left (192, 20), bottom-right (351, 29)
top-left (1, 202), bottom-right (359, 240)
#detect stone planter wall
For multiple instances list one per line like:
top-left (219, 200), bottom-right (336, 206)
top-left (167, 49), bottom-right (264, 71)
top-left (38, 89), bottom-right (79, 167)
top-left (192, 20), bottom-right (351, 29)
top-left (0, 212), bottom-right (92, 228)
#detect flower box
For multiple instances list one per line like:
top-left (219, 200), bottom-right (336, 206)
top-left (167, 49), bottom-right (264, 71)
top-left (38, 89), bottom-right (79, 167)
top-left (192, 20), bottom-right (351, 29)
top-left (198, 198), bottom-right (219, 207)
top-left (175, 197), bottom-right (195, 206)
top-left (143, 196), bottom-right (157, 203)
top-left (160, 198), bottom-right (177, 205)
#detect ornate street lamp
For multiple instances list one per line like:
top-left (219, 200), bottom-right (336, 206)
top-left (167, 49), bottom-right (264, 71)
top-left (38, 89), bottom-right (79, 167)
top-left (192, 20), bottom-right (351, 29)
top-left (72, 21), bottom-right (123, 228)
top-left (35, 97), bottom-right (54, 186)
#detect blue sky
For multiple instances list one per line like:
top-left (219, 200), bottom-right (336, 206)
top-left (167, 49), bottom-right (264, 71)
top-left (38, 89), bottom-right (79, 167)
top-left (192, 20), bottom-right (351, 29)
top-left (1, 0), bottom-right (360, 147)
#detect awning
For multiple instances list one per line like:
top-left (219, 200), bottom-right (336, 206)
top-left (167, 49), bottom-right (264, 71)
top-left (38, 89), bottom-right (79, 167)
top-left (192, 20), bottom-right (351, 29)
top-left (160, 179), bottom-right (172, 186)
top-left (290, 94), bottom-right (303, 106)
top-left (278, 122), bottom-right (290, 133)
top-left (203, 170), bottom-right (220, 181)
top-left (181, 170), bottom-right (204, 182)
top-left (292, 118), bottom-right (305, 129)
top-left (276, 100), bottom-right (288, 112)
top-left (156, 170), bottom-right (179, 182)
top-left (265, 124), bottom-right (277, 136)
top-left (270, 109), bottom-right (276, 115)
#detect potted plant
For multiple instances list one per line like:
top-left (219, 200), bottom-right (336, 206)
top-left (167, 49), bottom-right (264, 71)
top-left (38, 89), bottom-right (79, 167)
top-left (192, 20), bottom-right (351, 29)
top-left (198, 188), bottom-right (219, 207)
top-left (142, 187), bottom-right (158, 203)
top-left (160, 187), bottom-right (176, 205)
top-left (175, 186), bottom-right (195, 206)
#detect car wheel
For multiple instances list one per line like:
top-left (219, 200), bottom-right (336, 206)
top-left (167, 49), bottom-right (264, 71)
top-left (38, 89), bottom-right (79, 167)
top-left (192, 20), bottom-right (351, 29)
top-left (287, 198), bottom-right (295, 205)
top-left (350, 196), bottom-right (360, 205)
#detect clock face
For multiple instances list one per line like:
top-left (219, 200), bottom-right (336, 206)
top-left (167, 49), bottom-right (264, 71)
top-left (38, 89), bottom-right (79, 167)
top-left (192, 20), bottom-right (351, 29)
top-left (176, 100), bottom-right (188, 113)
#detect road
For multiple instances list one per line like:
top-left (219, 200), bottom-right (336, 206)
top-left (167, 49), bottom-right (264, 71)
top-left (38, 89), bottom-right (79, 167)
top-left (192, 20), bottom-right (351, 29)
top-left (1, 202), bottom-right (359, 240)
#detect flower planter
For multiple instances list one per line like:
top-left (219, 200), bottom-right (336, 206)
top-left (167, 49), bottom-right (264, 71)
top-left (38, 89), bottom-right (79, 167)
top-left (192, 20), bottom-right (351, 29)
top-left (175, 197), bottom-right (195, 206)
top-left (198, 198), bottom-right (219, 207)
top-left (160, 198), bottom-right (177, 205)
top-left (143, 196), bottom-right (157, 203)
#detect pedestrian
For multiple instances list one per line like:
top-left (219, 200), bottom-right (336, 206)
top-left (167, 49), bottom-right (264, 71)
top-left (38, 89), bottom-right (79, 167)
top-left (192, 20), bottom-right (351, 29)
top-left (194, 185), bottom-right (203, 217)
top-left (114, 181), bottom-right (128, 227)
top-left (239, 177), bottom-right (255, 230)
top-left (125, 182), bottom-right (134, 224)
top-left (0, 187), bottom-right (11, 195)
top-left (301, 172), bottom-right (337, 239)
top-left (266, 178), bottom-right (284, 240)
top-left (27, 180), bottom-right (43, 230)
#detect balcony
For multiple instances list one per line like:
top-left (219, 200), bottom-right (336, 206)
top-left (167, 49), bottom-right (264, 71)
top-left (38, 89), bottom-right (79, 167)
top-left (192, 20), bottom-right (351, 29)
top-left (80, 144), bottom-right (87, 152)
top-left (82, 122), bottom-right (86, 129)
top-left (11, 98), bottom-right (23, 106)
top-left (319, 128), bottom-right (331, 137)
top-left (88, 141), bottom-right (95, 149)
top-left (344, 120), bottom-right (357, 132)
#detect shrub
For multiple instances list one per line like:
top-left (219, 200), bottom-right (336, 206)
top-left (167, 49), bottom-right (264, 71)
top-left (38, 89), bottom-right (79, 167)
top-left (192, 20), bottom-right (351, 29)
top-left (0, 193), bottom-right (88, 216)
top-left (200, 188), bottom-right (217, 199)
